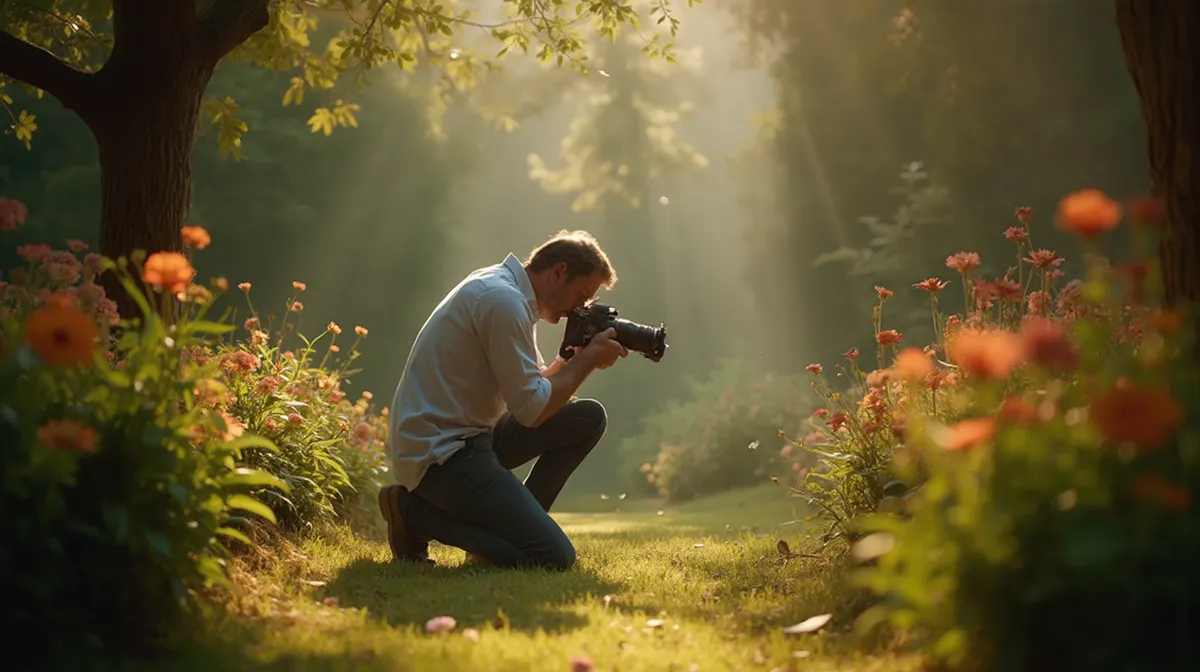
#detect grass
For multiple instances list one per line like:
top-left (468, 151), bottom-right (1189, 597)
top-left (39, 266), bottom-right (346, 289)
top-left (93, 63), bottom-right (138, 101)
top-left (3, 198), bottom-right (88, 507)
top-left (117, 485), bottom-right (923, 671)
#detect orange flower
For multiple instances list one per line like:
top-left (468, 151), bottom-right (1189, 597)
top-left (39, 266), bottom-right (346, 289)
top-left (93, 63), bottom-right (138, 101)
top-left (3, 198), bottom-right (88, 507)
top-left (328, 322), bottom-right (342, 335)
top-left (23, 304), bottom-right (98, 367)
top-left (999, 395), bottom-right (1039, 425)
top-left (1020, 317), bottom-right (1077, 373)
top-left (913, 277), bottom-right (949, 293)
top-left (876, 329), bottom-right (903, 347)
top-left (1056, 189), bottom-right (1122, 238)
top-left (1091, 383), bottom-right (1183, 451)
top-left (894, 347), bottom-right (933, 382)
top-left (293, 281), bottom-right (307, 292)
top-left (355, 325), bottom-right (368, 337)
top-left (36, 418), bottom-right (99, 453)
top-left (1149, 309), bottom-right (1181, 335)
top-left (947, 329), bottom-right (1024, 379)
top-left (943, 417), bottom-right (996, 452)
top-left (143, 252), bottom-right (195, 293)
top-left (1132, 473), bottom-right (1190, 511)
top-left (1126, 195), bottom-right (1163, 228)
top-left (181, 225), bottom-right (211, 249)
top-left (946, 252), bottom-right (981, 274)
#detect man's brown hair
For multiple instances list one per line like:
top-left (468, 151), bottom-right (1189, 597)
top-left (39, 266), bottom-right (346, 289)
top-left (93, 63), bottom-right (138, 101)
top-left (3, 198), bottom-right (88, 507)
top-left (523, 230), bottom-right (617, 288)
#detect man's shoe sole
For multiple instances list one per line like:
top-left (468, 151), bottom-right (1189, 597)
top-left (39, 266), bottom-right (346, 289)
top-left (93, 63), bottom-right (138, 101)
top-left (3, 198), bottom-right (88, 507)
top-left (378, 485), bottom-right (434, 564)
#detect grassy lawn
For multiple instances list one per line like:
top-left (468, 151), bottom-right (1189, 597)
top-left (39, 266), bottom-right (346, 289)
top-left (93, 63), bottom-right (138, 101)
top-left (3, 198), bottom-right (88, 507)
top-left (127, 486), bottom-right (922, 671)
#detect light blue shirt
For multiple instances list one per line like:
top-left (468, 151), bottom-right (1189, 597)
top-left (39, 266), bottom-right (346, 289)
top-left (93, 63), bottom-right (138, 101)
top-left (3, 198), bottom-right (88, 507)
top-left (387, 253), bottom-right (551, 489)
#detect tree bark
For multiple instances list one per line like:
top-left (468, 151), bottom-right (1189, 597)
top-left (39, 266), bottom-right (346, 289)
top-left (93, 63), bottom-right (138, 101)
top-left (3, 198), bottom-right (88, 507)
top-left (1115, 1), bottom-right (1200, 310)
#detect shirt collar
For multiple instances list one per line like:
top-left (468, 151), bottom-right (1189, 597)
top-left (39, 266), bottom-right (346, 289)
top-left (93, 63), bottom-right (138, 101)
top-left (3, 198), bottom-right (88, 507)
top-left (502, 253), bottom-right (540, 317)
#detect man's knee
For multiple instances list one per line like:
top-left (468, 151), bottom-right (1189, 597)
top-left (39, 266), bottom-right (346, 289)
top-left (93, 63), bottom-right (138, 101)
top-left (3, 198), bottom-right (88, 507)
top-left (534, 537), bottom-right (577, 571)
top-left (569, 397), bottom-right (607, 437)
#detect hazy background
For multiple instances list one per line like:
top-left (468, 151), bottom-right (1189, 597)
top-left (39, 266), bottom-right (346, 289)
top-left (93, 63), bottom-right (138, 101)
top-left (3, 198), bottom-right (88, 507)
top-left (0, 0), bottom-right (1149, 504)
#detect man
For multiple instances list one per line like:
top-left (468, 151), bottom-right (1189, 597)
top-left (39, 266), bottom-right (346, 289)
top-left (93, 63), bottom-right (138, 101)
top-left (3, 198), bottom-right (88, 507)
top-left (378, 230), bottom-right (628, 570)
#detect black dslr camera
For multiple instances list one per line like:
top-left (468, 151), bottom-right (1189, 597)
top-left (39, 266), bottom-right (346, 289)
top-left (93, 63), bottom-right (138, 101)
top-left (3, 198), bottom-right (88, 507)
top-left (559, 303), bottom-right (668, 363)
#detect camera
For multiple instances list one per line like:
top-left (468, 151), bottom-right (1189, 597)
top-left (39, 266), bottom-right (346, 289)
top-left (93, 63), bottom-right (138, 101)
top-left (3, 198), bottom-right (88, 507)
top-left (559, 303), bottom-right (668, 363)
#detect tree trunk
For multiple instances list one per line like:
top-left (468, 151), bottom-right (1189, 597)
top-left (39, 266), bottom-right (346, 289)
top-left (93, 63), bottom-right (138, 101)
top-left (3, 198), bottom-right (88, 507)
top-left (1115, 1), bottom-right (1200, 311)
top-left (92, 65), bottom-right (212, 320)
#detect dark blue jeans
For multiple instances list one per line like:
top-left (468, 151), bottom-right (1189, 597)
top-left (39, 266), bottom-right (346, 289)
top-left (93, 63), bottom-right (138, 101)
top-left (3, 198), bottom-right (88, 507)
top-left (399, 398), bottom-right (607, 570)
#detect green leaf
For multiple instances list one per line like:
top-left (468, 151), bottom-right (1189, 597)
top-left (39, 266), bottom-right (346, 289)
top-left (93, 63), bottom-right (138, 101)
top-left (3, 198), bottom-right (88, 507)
top-left (216, 526), bottom-right (253, 545)
top-left (186, 320), bottom-right (236, 335)
top-left (220, 467), bottom-right (290, 492)
top-left (146, 531), bottom-right (173, 558)
top-left (222, 435), bottom-right (281, 454)
top-left (226, 493), bottom-right (277, 524)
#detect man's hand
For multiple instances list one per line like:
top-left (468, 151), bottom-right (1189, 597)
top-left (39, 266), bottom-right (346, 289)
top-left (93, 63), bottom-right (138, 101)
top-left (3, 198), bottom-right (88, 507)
top-left (582, 328), bottom-right (628, 370)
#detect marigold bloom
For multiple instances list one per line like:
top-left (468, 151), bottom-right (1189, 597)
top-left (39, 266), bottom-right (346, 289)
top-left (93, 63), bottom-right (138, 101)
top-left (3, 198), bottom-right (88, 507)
top-left (23, 304), bottom-right (98, 367)
top-left (36, 418), bottom-right (99, 453)
top-left (947, 328), bottom-right (1024, 379)
top-left (1091, 383), bottom-right (1182, 451)
top-left (943, 417), bottom-right (996, 452)
top-left (1057, 189), bottom-right (1122, 238)
top-left (876, 329), bottom-right (903, 347)
top-left (181, 226), bottom-right (211, 249)
top-left (895, 347), bottom-right (933, 381)
top-left (143, 252), bottom-right (195, 293)
top-left (914, 277), bottom-right (949, 293)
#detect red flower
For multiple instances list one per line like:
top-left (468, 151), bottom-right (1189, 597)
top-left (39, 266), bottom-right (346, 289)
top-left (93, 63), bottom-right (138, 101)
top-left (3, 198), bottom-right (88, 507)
top-left (876, 329), bottom-right (903, 347)
top-left (913, 277), bottom-right (949, 293)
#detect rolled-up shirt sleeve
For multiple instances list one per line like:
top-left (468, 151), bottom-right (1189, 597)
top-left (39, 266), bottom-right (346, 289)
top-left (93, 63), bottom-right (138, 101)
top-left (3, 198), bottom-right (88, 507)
top-left (475, 288), bottom-right (552, 426)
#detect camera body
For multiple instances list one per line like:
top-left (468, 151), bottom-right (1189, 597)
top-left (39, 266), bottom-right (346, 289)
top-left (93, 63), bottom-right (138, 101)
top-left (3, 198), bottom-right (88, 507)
top-left (559, 303), bottom-right (668, 363)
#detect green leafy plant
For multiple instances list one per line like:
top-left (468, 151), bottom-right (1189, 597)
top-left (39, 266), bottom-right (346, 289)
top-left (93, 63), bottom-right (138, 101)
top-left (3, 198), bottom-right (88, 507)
top-left (0, 203), bottom-right (283, 657)
top-left (619, 357), bottom-right (815, 502)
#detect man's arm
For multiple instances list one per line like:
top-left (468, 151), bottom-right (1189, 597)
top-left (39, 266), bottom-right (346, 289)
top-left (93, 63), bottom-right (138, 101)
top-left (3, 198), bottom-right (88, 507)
top-left (530, 352), bottom-right (597, 426)
top-left (477, 289), bottom-right (555, 427)
top-left (540, 354), bottom-right (565, 378)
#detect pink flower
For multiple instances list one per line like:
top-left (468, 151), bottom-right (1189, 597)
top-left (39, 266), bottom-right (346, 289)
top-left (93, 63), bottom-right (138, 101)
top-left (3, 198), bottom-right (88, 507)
top-left (66, 239), bottom-right (88, 252)
top-left (875, 285), bottom-right (893, 300)
top-left (1014, 206), bottom-right (1032, 225)
top-left (41, 251), bottom-right (82, 285)
top-left (17, 243), bottom-right (51, 263)
top-left (1004, 226), bottom-right (1029, 243)
top-left (806, 363), bottom-right (823, 375)
top-left (425, 616), bottom-right (457, 633)
top-left (287, 412), bottom-right (304, 425)
top-left (0, 197), bottom-right (28, 232)
top-left (570, 655), bottom-right (595, 672)
top-left (946, 252), bottom-right (981, 274)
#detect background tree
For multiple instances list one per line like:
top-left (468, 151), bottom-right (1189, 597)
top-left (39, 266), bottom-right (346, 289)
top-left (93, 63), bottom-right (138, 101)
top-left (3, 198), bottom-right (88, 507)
top-left (0, 0), bottom-right (693, 314)
top-left (524, 16), bottom-right (708, 481)
top-left (728, 0), bottom-right (1150, 372)
top-left (1115, 1), bottom-right (1200, 313)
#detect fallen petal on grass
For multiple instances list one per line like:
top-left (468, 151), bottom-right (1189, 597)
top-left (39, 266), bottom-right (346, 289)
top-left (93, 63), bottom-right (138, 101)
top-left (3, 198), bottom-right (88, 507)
top-left (783, 613), bottom-right (832, 635)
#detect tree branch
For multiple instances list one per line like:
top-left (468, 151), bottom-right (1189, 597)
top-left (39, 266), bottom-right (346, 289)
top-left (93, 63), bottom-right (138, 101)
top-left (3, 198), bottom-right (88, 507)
top-left (0, 30), bottom-right (95, 113)
top-left (200, 0), bottom-right (272, 61)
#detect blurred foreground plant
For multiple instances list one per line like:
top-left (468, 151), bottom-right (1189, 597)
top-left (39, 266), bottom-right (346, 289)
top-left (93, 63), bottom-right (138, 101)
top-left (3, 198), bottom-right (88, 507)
top-left (818, 191), bottom-right (1197, 671)
top-left (0, 205), bottom-right (284, 656)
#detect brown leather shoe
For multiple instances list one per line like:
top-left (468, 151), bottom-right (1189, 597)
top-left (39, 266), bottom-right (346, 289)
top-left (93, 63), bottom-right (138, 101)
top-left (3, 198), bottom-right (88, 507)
top-left (378, 485), bottom-right (434, 564)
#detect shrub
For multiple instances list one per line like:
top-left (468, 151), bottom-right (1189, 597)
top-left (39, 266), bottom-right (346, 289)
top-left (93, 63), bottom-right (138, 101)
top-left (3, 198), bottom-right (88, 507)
top-left (618, 357), bottom-right (816, 502)
top-left (799, 191), bottom-right (1198, 670)
top-left (200, 288), bottom-right (391, 533)
top-left (0, 211), bottom-right (282, 656)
